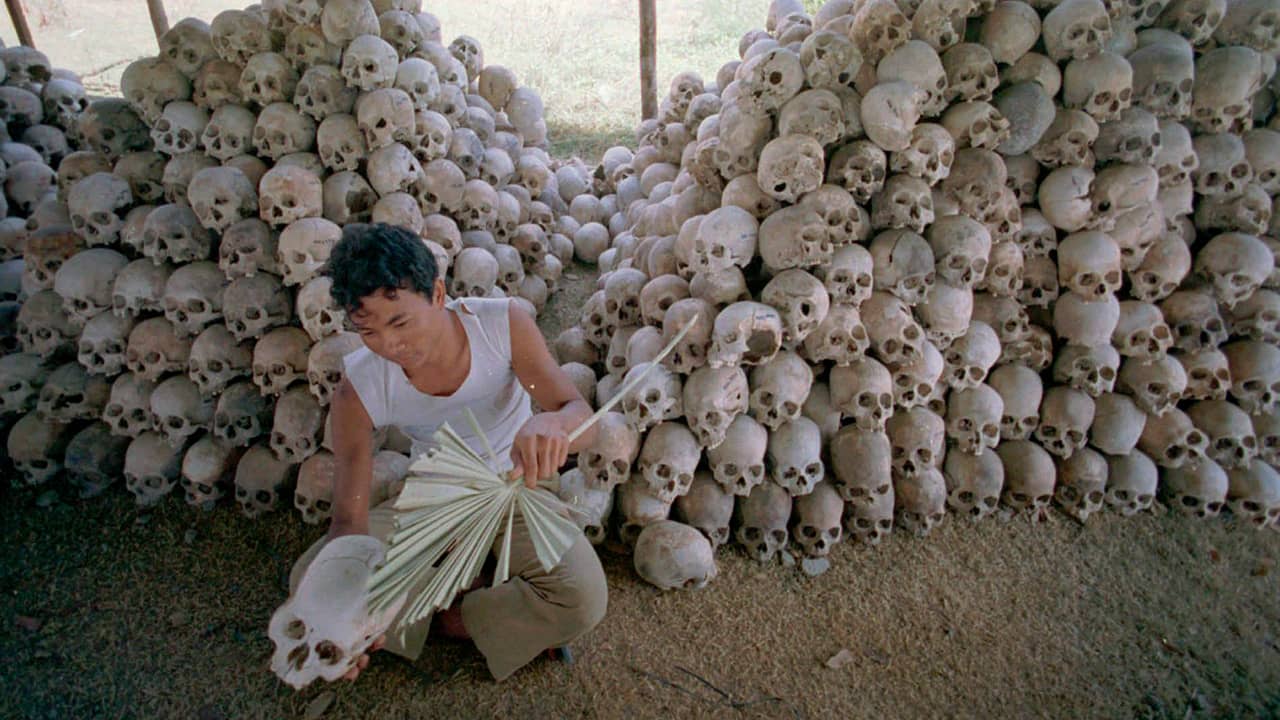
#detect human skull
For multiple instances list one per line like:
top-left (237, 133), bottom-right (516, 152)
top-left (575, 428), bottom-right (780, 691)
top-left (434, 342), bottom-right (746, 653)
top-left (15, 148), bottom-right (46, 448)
top-left (989, 363), bottom-right (1043, 442)
top-left (188, 324), bottom-right (252, 396)
top-left (123, 431), bottom-right (186, 507)
top-left (141, 204), bottom-right (214, 266)
top-left (214, 381), bottom-right (273, 447)
top-left (53, 247), bottom-right (129, 325)
top-left (946, 384), bottom-right (1004, 454)
top-left (77, 311), bottom-right (133, 377)
top-left (161, 261), bottom-right (226, 338)
top-left (234, 444), bottom-right (297, 518)
top-left (102, 372), bottom-right (157, 438)
top-left (943, 447), bottom-right (1004, 522)
top-left (270, 385), bottom-right (325, 464)
top-left (67, 172), bottom-right (133, 246)
top-left (64, 422), bottom-right (131, 498)
top-left (253, 326), bottom-right (313, 396)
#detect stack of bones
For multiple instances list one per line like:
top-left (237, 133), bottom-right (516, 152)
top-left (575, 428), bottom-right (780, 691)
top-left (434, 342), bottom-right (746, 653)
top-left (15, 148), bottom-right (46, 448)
top-left (0, 0), bottom-right (601, 525)
top-left (551, 0), bottom-right (1280, 588)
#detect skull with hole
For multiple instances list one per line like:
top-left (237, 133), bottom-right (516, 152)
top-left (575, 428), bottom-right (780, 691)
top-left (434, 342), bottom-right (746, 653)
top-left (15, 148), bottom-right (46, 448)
top-left (871, 175), bottom-right (934, 233)
top-left (315, 114), bottom-right (367, 173)
top-left (1099, 449), bottom-right (1159, 517)
top-left (64, 422), bottom-right (131, 498)
top-left (862, 81), bottom-right (927, 153)
top-left (870, 229), bottom-right (935, 305)
top-left (1111, 300), bottom-right (1173, 360)
top-left (669, 472), bottom-right (734, 550)
top-left (733, 47), bottom-right (804, 116)
top-left (340, 34), bottom-right (399, 92)
top-left (270, 385), bottom-right (324, 464)
top-left (862, 292), bottom-right (926, 367)
top-left (1029, 384), bottom-right (1090, 456)
top-left (187, 166), bottom-right (257, 234)
top-left (218, 219), bottom-right (279, 279)
top-left (733, 481), bottom-right (792, 562)
top-left (1129, 232), bottom-right (1189, 303)
top-left (707, 301), bottom-right (783, 369)
top-left (760, 270), bottom-right (830, 349)
top-left (940, 100), bottom-right (1011, 151)
top-left (890, 123), bottom-right (955, 187)
top-left (356, 88), bottom-right (415, 151)
top-left (754, 134), bottom-right (824, 204)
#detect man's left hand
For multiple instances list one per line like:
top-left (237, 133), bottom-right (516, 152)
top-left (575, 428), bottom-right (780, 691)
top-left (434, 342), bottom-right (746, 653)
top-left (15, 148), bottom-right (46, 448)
top-left (509, 413), bottom-right (570, 489)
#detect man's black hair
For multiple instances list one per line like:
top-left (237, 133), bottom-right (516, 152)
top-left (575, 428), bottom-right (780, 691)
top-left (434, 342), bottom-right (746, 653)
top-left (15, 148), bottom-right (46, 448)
top-left (322, 222), bottom-right (439, 311)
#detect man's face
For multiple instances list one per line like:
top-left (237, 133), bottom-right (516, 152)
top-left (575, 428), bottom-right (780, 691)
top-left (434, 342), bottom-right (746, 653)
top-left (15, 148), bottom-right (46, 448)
top-left (347, 279), bottom-right (448, 371)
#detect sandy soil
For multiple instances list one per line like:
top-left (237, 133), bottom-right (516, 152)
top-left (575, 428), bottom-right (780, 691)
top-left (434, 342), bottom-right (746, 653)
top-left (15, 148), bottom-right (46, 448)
top-left (1, 482), bottom-right (1278, 720)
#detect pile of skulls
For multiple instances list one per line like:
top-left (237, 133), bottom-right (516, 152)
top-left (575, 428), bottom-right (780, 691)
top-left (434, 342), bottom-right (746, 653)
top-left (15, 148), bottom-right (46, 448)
top-left (1, 0), bottom-right (596, 522)
top-left (556, 0), bottom-right (1280, 586)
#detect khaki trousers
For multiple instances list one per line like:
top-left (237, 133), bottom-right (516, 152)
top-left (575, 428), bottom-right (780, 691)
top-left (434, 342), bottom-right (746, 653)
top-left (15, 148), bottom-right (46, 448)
top-left (289, 498), bottom-right (608, 681)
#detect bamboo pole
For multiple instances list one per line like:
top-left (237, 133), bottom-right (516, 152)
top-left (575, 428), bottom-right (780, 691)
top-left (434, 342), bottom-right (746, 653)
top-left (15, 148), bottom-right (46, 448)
top-left (639, 0), bottom-right (657, 120)
top-left (5, 0), bottom-right (33, 48)
top-left (146, 0), bottom-right (169, 44)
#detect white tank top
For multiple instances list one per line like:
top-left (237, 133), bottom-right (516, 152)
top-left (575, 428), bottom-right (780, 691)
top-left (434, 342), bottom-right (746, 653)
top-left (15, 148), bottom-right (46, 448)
top-left (342, 297), bottom-right (532, 469)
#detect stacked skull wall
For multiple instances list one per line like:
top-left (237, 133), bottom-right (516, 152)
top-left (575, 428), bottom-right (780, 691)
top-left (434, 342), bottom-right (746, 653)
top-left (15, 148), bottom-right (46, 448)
top-left (1, 0), bottom-right (594, 522)
top-left (562, 0), bottom-right (1280, 586)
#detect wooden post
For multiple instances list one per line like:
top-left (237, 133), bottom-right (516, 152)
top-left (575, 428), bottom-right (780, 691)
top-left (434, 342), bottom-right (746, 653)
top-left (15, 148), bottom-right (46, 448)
top-left (146, 0), bottom-right (169, 43)
top-left (5, 0), bottom-right (33, 48)
top-left (639, 0), bottom-right (657, 120)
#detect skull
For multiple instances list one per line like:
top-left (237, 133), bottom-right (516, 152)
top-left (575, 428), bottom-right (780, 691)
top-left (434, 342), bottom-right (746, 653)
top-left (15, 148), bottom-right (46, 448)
top-left (862, 80), bottom-right (927, 152)
top-left (214, 381), bottom-right (273, 447)
top-left (1194, 232), bottom-right (1272, 310)
top-left (124, 431), bottom-right (186, 507)
top-left (944, 447), bottom-right (1004, 521)
top-left (1161, 290), bottom-right (1229, 352)
top-left (1129, 232), bottom-right (1190, 303)
top-left (1187, 399), bottom-right (1257, 470)
top-left (578, 412), bottom-right (640, 491)
top-left (1053, 291), bottom-right (1121, 347)
top-left (946, 384), bottom-right (1004, 454)
top-left (681, 363), bottom-right (748, 450)
top-left (102, 372), bottom-right (157, 438)
top-left (120, 58), bottom-right (191, 126)
top-left (162, 261), bottom-right (226, 338)
top-left (253, 327), bottom-right (312, 397)
top-left (269, 385), bottom-right (324, 464)
top-left (788, 481), bottom-right (843, 557)
top-left (1138, 406), bottom-right (1209, 468)
top-left (746, 350), bottom-right (812, 430)
top-left (616, 476), bottom-right (676, 547)
top-left (1192, 46), bottom-right (1267, 135)
top-left (1178, 348), bottom-right (1233, 402)
top-left (895, 467), bottom-right (948, 536)
top-left (210, 9), bottom-right (272, 66)
top-left (620, 362), bottom-right (683, 432)
top-left (1052, 344), bottom-right (1121, 398)
top-left (192, 60), bottom-right (246, 111)
top-left (305, 333), bottom-right (362, 407)
top-left (77, 311), bottom-right (134, 377)
top-left (7, 411), bottom-right (72, 486)
top-left (0, 353), bottom-right (48, 417)
top-left (253, 103), bottom-right (317, 161)
top-left (828, 140), bottom-right (888, 204)
top-left (733, 480), bottom-right (793, 562)
top-left (234, 444), bottom-right (297, 518)
top-left (1224, 340), bottom-right (1280, 414)
top-left (53, 247), bottom-right (129, 325)
top-left (188, 325), bottom-right (252, 397)
top-left (150, 375), bottom-right (214, 447)
top-left (817, 244), bottom-right (875, 307)
top-left (890, 123), bottom-right (955, 186)
top-left (1043, 0), bottom-right (1113, 61)
top-left (67, 172), bottom-right (133, 246)
top-left (886, 406), bottom-right (945, 479)
top-left (850, 0), bottom-right (911, 65)
top-left (141, 204), bottom-right (214, 266)
top-left (996, 440), bottom-right (1056, 515)
top-left (64, 422), bottom-right (130, 498)
top-left (1063, 52), bottom-right (1133, 122)
top-left (940, 100), bottom-right (1011, 151)
top-left (1050, 446), bottom-right (1107, 522)
top-left (871, 175), bottom-right (934, 233)
top-left (1100, 450), bottom-right (1159, 516)
top-left (989, 363), bottom-right (1043, 440)
top-left (342, 35), bottom-right (399, 92)
top-left (981, 241), bottom-right (1025, 297)
top-left (1225, 459), bottom-right (1280, 529)
top-left (862, 292), bottom-right (926, 366)
top-left (218, 219), bottom-right (280, 279)
top-left (298, 277), bottom-right (346, 342)
top-left (178, 434), bottom-right (240, 509)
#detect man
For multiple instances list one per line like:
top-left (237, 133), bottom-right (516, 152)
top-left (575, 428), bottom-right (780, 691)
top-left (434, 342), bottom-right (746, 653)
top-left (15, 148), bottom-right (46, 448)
top-left (289, 222), bottom-right (607, 682)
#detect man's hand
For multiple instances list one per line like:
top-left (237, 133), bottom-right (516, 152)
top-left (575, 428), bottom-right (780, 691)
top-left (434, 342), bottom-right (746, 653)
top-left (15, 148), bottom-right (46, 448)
top-left (509, 412), bottom-right (571, 488)
top-left (341, 635), bottom-right (385, 682)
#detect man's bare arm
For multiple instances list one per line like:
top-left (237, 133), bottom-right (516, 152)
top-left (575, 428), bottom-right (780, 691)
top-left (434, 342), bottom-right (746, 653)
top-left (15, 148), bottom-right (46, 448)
top-left (327, 378), bottom-right (376, 538)
top-left (509, 304), bottom-right (597, 481)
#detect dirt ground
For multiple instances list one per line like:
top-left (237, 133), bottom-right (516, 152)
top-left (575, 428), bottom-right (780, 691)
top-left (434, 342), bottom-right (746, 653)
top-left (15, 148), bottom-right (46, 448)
top-left (2, 267), bottom-right (1280, 719)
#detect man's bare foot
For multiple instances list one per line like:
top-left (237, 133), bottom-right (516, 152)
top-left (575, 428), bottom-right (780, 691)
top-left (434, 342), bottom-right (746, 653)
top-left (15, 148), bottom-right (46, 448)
top-left (342, 636), bottom-right (386, 682)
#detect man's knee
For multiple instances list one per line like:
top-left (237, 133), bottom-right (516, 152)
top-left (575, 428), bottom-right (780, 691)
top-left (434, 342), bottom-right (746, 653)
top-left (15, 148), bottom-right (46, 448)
top-left (556, 537), bottom-right (609, 633)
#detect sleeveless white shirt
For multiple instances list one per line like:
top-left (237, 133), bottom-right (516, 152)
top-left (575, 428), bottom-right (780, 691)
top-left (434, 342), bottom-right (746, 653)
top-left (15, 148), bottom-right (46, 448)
top-left (342, 297), bottom-right (532, 468)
